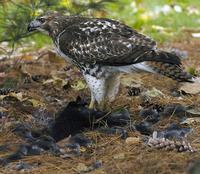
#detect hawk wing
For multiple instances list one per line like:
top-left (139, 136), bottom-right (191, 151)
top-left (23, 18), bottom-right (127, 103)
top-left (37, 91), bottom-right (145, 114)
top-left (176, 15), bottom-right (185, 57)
top-left (58, 18), bottom-right (180, 66)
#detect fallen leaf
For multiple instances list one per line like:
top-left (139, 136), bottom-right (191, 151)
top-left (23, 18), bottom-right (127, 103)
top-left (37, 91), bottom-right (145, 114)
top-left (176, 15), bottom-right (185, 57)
top-left (180, 80), bottom-right (200, 95)
top-left (43, 77), bottom-right (68, 88)
top-left (28, 99), bottom-right (45, 107)
top-left (20, 54), bottom-right (34, 61)
top-left (186, 108), bottom-right (200, 116)
top-left (143, 87), bottom-right (165, 98)
top-left (113, 153), bottom-right (125, 160)
top-left (43, 79), bottom-right (54, 84)
top-left (80, 147), bottom-right (86, 152)
top-left (0, 92), bottom-right (25, 101)
top-left (181, 118), bottom-right (200, 125)
top-left (10, 92), bottom-right (24, 101)
top-left (125, 137), bottom-right (140, 145)
top-left (71, 80), bottom-right (86, 91)
top-left (76, 163), bottom-right (89, 172)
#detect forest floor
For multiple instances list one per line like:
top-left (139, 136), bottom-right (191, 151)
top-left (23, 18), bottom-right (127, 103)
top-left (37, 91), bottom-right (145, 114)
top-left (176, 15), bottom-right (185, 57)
top-left (0, 35), bottom-right (200, 174)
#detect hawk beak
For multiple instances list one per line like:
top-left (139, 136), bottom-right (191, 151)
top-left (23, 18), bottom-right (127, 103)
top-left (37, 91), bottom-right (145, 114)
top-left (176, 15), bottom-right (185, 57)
top-left (27, 20), bottom-right (41, 32)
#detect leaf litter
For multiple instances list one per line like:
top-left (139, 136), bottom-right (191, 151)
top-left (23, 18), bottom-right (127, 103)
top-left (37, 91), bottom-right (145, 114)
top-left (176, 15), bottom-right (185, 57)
top-left (0, 37), bottom-right (200, 174)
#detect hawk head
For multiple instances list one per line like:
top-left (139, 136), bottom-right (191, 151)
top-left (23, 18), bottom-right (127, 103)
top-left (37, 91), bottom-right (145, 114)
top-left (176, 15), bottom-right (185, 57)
top-left (27, 11), bottom-right (66, 37)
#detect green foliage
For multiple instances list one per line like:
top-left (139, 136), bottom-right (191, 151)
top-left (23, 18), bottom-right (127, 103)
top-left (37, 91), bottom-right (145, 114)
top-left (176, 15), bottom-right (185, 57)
top-left (0, 0), bottom-right (199, 50)
top-left (105, 0), bottom-right (200, 43)
top-left (0, 0), bottom-right (114, 50)
top-left (59, 0), bottom-right (116, 15)
top-left (0, 2), bottom-right (32, 44)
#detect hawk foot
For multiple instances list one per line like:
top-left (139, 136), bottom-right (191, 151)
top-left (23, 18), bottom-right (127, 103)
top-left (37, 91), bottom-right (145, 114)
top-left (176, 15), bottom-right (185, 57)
top-left (88, 100), bottom-right (95, 110)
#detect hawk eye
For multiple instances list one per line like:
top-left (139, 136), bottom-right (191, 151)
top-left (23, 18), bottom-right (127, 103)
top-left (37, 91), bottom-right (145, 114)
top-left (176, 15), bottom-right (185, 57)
top-left (38, 18), bottom-right (46, 23)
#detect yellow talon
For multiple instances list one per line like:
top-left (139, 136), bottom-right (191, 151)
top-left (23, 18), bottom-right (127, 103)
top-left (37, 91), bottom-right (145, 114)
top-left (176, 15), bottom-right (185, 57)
top-left (89, 99), bottom-right (95, 109)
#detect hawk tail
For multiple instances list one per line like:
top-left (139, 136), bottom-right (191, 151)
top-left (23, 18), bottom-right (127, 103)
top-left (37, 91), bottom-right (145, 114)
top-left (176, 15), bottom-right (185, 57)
top-left (146, 61), bottom-right (194, 82)
top-left (137, 50), bottom-right (181, 65)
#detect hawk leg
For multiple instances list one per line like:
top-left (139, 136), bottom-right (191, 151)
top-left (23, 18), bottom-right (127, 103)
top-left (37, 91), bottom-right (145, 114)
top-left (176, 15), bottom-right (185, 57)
top-left (106, 74), bottom-right (121, 102)
top-left (88, 93), bottom-right (95, 109)
top-left (83, 74), bottom-right (106, 110)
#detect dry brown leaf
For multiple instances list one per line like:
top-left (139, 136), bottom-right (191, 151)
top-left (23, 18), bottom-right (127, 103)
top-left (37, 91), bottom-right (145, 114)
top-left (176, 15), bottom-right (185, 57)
top-left (28, 99), bottom-right (45, 107)
top-left (20, 54), bottom-right (34, 61)
top-left (76, 163), bottom-right (89, 172)
top-left (143, 87), bottom-right (165, 98)
top-left (71, 80), bottom-right (87, 91)
top-left (180, 81), bottom-right (200, 95)
top-left (186, 108), bottom-right (200, 115)
top-left (0, 92), bottom-right (26, 101)
top-left (125, 137), bottom-right (140, 145)
top-left (181, 118), bottom-right (200, 125)
top-left (113, 153), bottom-right (125, 160)
top-left (43, 77), bottom-right (68, 88)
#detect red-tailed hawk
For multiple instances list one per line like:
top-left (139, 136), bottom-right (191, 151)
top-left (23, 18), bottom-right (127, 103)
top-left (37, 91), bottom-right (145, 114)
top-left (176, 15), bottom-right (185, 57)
top-left (28, 12), bottom-right (193, 110)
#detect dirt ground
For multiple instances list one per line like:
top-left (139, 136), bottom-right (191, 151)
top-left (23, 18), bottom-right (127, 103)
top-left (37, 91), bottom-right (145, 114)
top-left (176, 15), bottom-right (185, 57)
top-left (0, 36), bottom-right (200, 174)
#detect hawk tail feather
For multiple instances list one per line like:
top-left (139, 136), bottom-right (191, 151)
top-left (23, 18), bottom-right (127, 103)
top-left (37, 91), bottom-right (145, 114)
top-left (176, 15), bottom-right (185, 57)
top-left (138, 50), bottom-right (181, 65)
top-left (146, 61), bottom-right (194, 82)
